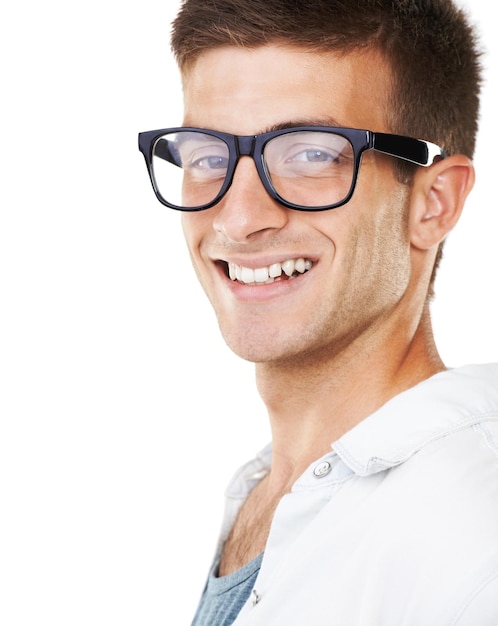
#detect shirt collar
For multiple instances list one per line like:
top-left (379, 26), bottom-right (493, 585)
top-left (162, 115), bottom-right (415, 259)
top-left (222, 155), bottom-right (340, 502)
top-left (333, 364), bottom-right (498, 476)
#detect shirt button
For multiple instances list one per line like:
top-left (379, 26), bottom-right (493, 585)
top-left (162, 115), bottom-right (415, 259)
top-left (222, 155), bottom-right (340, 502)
top-left (313, 461), bottom-right (332, 478)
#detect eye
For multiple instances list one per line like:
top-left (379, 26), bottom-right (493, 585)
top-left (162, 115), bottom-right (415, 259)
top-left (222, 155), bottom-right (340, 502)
top-left (179, 143), bottom-right (230, 180)
top-left (192, 155), bottom-right (229, 170)
top-left (264, 131), bottom-right (355, 176)
top-left (286, 148), bottom-right (339, 164)
top-left (172, 131), bottom-right (229, 168)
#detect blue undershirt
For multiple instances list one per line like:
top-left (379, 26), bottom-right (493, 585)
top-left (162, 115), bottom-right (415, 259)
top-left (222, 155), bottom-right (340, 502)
top-left (191, 553), bottom-right (264, 626)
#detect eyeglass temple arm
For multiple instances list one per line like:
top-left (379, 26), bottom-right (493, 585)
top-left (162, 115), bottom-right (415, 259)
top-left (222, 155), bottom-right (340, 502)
top-left (153, 138), bottom-right (182, 167)
top-left (372, 133), bottom-right (446, 166)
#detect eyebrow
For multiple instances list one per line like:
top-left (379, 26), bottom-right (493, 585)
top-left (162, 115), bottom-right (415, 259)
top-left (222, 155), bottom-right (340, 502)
top-left (261, 117), bottom-right (348, 134)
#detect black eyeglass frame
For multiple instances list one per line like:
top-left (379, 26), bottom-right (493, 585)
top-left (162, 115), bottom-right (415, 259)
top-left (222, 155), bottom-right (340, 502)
top-left (138, 126), bottom-right (446, 212)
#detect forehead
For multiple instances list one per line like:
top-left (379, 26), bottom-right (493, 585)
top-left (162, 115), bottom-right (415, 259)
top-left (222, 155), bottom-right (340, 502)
top-left (182, 44), bottom-right (392, 135)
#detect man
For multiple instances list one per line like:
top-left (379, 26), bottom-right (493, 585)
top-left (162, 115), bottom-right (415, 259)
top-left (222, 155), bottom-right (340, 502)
top-left (139, 0), bottom-right (498, 623)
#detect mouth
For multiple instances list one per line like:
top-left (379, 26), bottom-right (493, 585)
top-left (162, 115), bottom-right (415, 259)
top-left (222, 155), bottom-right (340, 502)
top-left (221, 257), bottom-right (314, 285)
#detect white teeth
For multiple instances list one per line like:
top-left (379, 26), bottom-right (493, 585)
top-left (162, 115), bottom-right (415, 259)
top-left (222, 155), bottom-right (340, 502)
top-left (282, 259), bottom-right (295, 277)
top-left (295, 258), bottom-right (306, 273)
top-left (227, 258), bottom-right (312, 285)
top-left (241, 267), bottom-right (255, 284)
top-left (269, 263), bottom-right (282, 278)
top-left (254, 267), bottom-right (269, 283)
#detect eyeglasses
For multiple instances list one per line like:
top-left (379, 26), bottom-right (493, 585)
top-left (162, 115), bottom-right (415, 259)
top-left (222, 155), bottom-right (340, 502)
top-left (138, 126), bottom-right (446, 212)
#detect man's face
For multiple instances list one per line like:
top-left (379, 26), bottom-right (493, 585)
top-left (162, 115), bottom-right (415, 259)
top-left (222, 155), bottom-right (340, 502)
top-left (181, 45), bottom-right (413, 365)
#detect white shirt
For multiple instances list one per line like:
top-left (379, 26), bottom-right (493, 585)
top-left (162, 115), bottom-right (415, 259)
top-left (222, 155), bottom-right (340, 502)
top-left (213, 364), bottom-right (498, 625)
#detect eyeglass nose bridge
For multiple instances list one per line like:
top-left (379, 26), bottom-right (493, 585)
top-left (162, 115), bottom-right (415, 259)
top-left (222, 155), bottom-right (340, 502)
top-left (233, 135), bottom-right (256, 167)
top-left (232, 133), bottom-right (274, 187)
top-left (227, 134), bottom-right (271, 195)
top-left (235, 134), bottom-right (257, 158)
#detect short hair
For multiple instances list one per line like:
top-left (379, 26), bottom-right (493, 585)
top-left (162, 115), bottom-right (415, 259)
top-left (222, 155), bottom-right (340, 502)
top-left (171, 0), bottom-right (482, 160)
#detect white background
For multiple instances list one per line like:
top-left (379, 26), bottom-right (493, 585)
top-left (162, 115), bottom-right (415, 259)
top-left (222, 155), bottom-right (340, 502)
top-left (0, 1), bottom-right (496, 624)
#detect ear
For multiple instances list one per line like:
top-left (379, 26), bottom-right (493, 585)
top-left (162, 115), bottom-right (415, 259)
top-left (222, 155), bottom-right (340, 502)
top-left (409, 155), bottom-right (475, 251)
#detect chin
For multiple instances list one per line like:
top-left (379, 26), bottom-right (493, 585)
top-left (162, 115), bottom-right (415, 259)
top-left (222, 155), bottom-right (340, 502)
top-left (220, 327), bottom-right (285, 364)
top-left (219, 323), bottom-right (320, 365)
top-left (223, 339), bottom-right (279, 364)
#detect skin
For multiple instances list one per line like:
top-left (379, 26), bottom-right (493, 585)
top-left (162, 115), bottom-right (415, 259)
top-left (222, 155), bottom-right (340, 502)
top-left (180, 45), bottom-right (475, 560)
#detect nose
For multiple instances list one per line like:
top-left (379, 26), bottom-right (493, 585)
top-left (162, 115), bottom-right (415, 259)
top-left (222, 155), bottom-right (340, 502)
top-left (212, 157), bottom-right (289, 243)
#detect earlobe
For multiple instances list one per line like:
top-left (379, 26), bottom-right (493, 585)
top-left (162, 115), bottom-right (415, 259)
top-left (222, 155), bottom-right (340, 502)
top-left (409, 155), bottom-right (475, 250)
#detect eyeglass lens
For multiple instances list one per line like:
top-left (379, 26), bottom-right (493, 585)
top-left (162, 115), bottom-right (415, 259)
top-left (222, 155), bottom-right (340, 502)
top-left (151, 130), bottom-right (356, 209)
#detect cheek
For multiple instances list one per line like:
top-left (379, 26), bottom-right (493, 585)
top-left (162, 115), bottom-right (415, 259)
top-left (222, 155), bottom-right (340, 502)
top-left (180, 215), bottom-right (207, 287)
top-left (181, 213), bottom-right (207, 256)
top-left (363, 203), bottom-right (411, 295)
top-left (338, 188), bottom-right (412, 297)
top-left (180, 213), bottom-right (221, 297)
top-left (181, 213), bottom-right (194, 241)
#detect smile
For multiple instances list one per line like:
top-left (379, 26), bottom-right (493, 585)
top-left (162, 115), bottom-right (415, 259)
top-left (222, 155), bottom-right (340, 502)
top-left (227, 258), bottom-right (313, 285)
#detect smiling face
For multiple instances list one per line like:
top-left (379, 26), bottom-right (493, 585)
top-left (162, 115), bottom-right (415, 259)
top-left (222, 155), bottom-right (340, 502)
top-left (180, 45), bottom-right (414, 365)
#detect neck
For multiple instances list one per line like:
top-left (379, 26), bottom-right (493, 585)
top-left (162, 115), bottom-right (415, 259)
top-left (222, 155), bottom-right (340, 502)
top-left (255, 303), bottom-right (444, 488)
